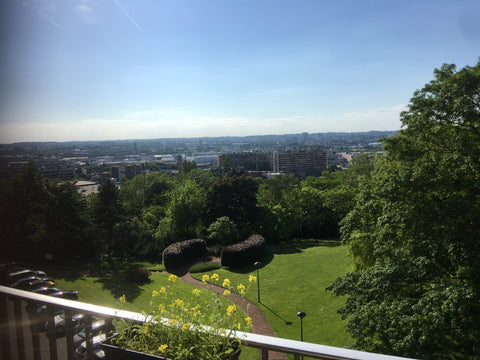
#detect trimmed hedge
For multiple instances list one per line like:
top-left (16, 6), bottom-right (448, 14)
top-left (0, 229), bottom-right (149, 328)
top-left (162, 239), bottom-right (207, 270)
top-left (220, 234), bottom-right (267, 268)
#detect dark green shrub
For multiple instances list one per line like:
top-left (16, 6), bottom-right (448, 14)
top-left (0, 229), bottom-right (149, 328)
top-left (162, 239), bottom-right (207, 270)
top-left (124, 265), bottom-right (150, 283)
top-left (220, 234), bottom-right (267, 268)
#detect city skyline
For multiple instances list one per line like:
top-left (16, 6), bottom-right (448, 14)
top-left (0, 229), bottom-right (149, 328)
top-left (1, 0), bottom-right (479, 143)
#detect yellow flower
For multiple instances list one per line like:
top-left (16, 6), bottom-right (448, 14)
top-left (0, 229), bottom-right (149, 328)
top-left (169, 319), bottom-right (178, 325)
top-left (237, 283), bottom-right (246, 294)
top-left (226, 305), bottom-right (236, 316)
top-left (168, 274), bottom-right (177, 282)
top-left (158, 344), bottom-right (168, 353)
top-left (119, 294), bottom-right (126, 304)
top-left (159, 286), bottom-right (166, 294)
top-left (192, 288), bottom-right (201, 296)
top-left (202, 274), bottom-right (210, 283)
top-left (158, 304), bottom-right (166, 313)
top-left (173, 298), bottom-right (184, 307)
top-left (223, 289), bottom-right (231, 296)
top-left (189, 308), bottom-right (201, 317)
top-left (223, 279), bottom-right (231, 288)
top-left (245, 316), bottom-right (252, 326)
top-left (182, 323), bottom-right (191, 331)
top-left (152, 290), bottom-right (159, 298)
top-left (249, 275), bottom-right (257, 283)
top-left (211, 273), bottom-right (220, 282)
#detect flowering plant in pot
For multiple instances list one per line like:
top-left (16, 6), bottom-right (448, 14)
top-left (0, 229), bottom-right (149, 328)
top-left (103, 274), bottom-right (254, 360)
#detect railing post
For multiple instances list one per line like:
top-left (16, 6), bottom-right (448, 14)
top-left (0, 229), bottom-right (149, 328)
top-left (14, 299), bottom-right (26, 360)
top-left (46, 308), bottom-right (58, 360)
top-left (261, 348), bottom-right (269, 359)
top-left (85, 314), bottom-right (94, 360)
top-left (0, 293), bottom-right (12, 360)
top-left (27, 301), bottom-right (42, 360)
top-left (64, 309), bottom-right (75, 360)
top-left (105, 317), bottom-right (114, 337)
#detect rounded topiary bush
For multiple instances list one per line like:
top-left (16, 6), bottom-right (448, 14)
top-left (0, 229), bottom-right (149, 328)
top-left (220, 234), bottom-right (266, 268)
top-left (162, 239), bottom-right (207, 270)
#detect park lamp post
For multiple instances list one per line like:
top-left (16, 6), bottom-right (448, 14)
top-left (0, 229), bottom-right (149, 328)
top-left (254, 261), bottom-right (261, 303)
top-left (297, 311), bottom-right (306, 360)
top-left (297, 311), bottom-right (306, 341)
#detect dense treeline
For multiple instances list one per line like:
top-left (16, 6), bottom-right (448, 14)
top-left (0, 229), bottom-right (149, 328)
top-left (0, 155), bottom-right (364, 263)
top-left (329, 60), bottom-right (480, 359)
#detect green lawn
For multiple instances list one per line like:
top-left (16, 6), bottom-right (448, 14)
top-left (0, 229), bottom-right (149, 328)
top-left (193, 240), bottom-right (353, 348)
top-left (54, 269), bottom-right (259, 359)
top-left (53, 240), bottom-right (352, 358)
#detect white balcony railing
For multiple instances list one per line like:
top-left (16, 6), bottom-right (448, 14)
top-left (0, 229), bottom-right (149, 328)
top-left (0, 285), bottom-right (416, 360)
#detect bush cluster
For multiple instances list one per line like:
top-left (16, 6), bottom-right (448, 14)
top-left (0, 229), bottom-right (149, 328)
top-left (162, 239), bottom-right (207, 270)
top-left (124, 265), bottom-right (150, 283)
top-left (220, 234), bottom-right (266, 268)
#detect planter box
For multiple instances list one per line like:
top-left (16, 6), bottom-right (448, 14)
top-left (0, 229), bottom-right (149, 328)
top-left (100, 335), bottom-right (241, 360)
top-left (100, 341), bottom-right (168, 360)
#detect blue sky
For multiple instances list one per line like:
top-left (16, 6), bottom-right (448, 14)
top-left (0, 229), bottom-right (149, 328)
top-left (1, 0), bottom-right (479, 143)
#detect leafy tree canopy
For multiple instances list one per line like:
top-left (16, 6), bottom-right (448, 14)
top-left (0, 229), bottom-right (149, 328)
top-left (328, 60), bottom-right (480, 359)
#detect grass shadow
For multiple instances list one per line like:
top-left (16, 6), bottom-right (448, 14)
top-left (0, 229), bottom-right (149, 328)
top-left (224, 250), bottom-right (274, 274)
top-left (270, 239), bottom-right (341, 255)
top-left (94, 275), bottom-right (151, 301)
top-left (260, 302), bottom-right (293, 325)
top-left (38, 259), bottom-right (89, 282)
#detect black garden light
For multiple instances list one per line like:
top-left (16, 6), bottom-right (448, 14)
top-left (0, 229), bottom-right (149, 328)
top-left (297, 311), bottom-right (306, 360)
top-left (254, 261), bottom-right (261, 303)
top-left (297, 311), bottom-right (306, 342)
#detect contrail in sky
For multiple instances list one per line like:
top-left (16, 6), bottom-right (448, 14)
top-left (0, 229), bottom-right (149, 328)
top-left (114, 0), bottom-right (143, 32)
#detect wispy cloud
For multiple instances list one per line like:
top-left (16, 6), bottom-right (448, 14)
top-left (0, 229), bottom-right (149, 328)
top-left (113, 0), bottom-right (143, 33)
top-left (75, 0), bottom-right (93, 16)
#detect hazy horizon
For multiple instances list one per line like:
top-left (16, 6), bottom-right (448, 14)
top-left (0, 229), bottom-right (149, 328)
top-left (1, 0), bottom-right (479, 143)
top-left (0, 129), bottom-right (399, 146)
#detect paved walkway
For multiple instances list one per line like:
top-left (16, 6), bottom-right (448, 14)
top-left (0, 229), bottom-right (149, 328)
top-left (167, 258), bottom-right (287, 360)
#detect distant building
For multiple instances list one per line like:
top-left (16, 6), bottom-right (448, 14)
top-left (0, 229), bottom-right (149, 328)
top-left (273, 149), bottom-right (327, 178)
top-left (75, 181), bottom-right (99, 195)
top-left (41, 167), bottom-right (76, 181)
top-left (111, 164), bottom-right (140, 182)
top-left (0, 160), bottom-right (76, 180)
top-left (219, 149), bottom-right (327, 178)
top-left (218, 152), bottom-right (272, 171)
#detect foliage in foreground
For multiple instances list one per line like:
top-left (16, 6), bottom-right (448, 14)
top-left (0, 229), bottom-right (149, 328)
top-left (328, 60), bottom-right (480, 359)
top-left (113, 273), bottom-right (253, 360)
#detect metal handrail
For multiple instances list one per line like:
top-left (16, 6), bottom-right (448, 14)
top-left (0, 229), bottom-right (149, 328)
top-left (0, 285), bottom-right (416, 360)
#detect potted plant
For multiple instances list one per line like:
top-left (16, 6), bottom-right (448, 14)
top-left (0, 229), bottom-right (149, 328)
top-left (101, 273), bottom-right (254, 360)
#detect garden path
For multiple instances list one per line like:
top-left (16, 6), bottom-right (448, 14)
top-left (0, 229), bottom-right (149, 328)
top-left (167, 258), bottom-right (287, 360)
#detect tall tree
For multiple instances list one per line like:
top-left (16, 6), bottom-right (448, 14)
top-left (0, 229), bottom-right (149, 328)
top-left (93, 180), bottom-right (125, 257)
top-left (42, 180), bottom-right (91, 259)
top-left (178, 159), bottom-right (197, 174)
top-left (0, 162), bottom-right (46, 261)
top-left (203, 175), bottom-right (259, 237)
top-left (328, 61), bottom-right (480, 359)
top-left (156, 180), bottom-right (205, 244)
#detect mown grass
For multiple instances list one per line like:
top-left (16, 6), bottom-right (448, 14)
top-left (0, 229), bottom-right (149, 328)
top-left (52, 240), bottom-right (351, 359)
top-left (54, 269), bottom-right (259, 359)
top-left (193, 239), bottom-right (353, 349)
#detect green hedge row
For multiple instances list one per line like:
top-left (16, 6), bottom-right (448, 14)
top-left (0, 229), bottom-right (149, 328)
top-left (162, 239), bottom-right (207, 270)
top-left (220, 234), bottom-right (266, 268)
